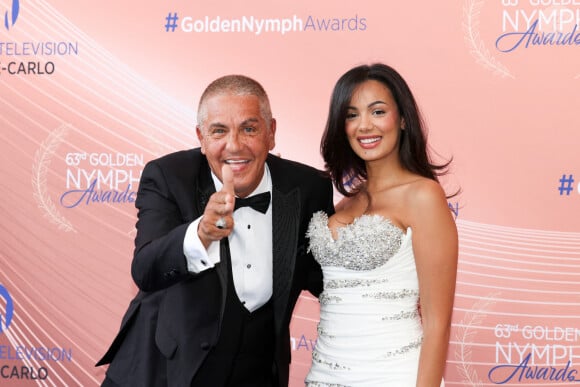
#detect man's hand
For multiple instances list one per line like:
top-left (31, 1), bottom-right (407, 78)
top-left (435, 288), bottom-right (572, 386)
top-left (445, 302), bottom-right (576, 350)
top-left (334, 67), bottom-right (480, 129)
top-left (198, 165), bottom-right (236, 248)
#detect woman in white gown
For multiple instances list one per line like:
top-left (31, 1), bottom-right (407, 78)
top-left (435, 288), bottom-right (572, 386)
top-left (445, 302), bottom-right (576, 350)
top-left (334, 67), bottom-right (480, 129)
top-left (305, 63), bottom-right (458, 387)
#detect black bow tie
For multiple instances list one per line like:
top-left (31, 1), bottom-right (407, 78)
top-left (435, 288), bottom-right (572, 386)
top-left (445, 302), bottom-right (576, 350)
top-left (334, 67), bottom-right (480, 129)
top-left (234, 191), bottom-right (271, 214)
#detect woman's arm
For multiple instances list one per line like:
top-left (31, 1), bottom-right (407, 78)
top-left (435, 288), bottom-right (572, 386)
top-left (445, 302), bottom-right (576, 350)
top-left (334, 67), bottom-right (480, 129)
top-left (409, 179), bottom-right (458, 387)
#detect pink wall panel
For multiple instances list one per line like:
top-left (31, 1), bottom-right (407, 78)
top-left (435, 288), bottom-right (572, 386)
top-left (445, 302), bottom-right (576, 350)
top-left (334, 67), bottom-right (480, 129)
top-left (1, 0), bottom-right (579, 385)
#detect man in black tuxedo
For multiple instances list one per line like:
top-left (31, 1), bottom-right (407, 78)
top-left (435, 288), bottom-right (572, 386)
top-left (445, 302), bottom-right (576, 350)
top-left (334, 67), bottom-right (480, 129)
top-left (97, 75), bottom-right (334, 386)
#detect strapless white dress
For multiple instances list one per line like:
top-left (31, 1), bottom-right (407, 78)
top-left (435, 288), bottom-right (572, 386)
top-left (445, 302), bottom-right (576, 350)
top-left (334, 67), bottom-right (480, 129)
top-left (305, 211), bottom-right (444, 387)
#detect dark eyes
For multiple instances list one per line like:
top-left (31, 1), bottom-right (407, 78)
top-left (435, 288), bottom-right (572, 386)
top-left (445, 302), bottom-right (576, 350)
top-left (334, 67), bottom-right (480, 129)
top-left (346, 109), bottom-right (385, 120)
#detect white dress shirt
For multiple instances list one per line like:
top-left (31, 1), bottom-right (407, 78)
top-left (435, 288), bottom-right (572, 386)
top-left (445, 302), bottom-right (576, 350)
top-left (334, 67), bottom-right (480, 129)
top-left (183, 166), bottom-right (273, 312)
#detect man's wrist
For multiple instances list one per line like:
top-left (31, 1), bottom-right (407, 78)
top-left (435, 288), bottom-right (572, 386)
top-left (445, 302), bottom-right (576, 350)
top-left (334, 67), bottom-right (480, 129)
top-left (197, 218), bottom-right (212, 249)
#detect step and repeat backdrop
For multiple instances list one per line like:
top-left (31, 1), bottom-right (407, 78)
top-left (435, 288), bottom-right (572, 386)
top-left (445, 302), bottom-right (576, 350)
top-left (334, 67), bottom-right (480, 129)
top-left (1, 0), bottom-right (579, 385)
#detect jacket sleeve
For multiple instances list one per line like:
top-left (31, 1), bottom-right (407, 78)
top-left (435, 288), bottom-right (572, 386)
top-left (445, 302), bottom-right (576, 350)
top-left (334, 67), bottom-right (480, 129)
top-left (130, 160), bottom-right (193, 291)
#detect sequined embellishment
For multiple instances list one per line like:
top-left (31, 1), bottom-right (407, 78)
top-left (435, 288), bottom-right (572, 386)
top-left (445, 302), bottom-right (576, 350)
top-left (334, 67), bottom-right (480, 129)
top-left (307, 211), bottom-right (404, 271)
top-left (383, 336), bottom-right (423, 358)
top-left (319, 293), bottom-right (342, 305)
top-left (311, 351), bottom-right (351, 370)
top-left (317, 325), bottom-right (335, 338)
top-left (324, 277), bottom-right (389, 289)
top-left (362, 289), bottom-right (419, 300)
top-left (382, 310), bottom-right (420, 321)
top-left (306, 382), bottom-right (351, 387)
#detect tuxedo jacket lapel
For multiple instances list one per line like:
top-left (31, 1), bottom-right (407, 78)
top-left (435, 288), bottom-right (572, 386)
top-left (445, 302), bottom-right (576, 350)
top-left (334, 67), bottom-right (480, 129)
top-left (194, 157), bottom-right (214, 216)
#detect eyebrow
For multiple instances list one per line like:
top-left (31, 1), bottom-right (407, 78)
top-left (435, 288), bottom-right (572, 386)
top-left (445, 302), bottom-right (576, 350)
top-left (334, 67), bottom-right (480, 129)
top-left (368, 100), bottom-right (386, 108)
top-left (206, 118), bottom-right (260, 132)
top-left (348, 100), bottom-right (386, 109)
top-left (208, 122), bottom-right (228, 130)
top-left (240, 118), bottom-right (260, 126)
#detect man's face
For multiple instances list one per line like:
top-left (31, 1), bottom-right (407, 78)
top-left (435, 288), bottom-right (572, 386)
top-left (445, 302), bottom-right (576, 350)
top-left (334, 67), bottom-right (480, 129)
top-left (196, 93), bottom-right (276, 198)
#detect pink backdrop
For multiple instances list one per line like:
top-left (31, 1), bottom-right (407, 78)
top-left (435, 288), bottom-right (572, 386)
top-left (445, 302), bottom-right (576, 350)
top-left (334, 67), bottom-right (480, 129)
top-left (1, 0), bottom-right (579, 385)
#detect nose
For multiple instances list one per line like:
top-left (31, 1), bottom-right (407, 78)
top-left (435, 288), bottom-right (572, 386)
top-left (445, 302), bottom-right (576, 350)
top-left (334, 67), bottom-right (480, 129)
top-left (225, 131), bottom-right (242, 152)
top-left (358, 112), bottom-right (373, 131)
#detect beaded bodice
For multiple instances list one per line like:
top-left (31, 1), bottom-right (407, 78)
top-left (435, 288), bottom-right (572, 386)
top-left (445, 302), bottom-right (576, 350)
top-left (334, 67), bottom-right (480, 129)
top-left (307, 211), bottom-right (404, 271)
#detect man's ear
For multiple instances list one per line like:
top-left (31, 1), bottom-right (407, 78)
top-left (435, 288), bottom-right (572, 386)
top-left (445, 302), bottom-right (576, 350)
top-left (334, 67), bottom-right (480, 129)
top-left (268, 118), bottom-right (276, 151)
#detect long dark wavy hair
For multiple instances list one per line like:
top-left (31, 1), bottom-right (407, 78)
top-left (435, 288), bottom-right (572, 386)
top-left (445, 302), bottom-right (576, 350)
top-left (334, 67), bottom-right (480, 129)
top-left (321, 63), bottom-right (451, 197)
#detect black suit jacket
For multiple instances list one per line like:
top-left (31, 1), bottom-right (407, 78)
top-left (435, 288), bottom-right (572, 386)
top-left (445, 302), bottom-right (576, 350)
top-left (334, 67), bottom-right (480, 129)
top-left (97, 149), bottom-right (334, 387)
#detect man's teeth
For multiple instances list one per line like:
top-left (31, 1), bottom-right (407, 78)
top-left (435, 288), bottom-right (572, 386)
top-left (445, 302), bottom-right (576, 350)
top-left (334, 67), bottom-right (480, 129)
top-left (360, 137), bottom-right (380, 144)
top-left (226, 160), bottom-right (247, 164)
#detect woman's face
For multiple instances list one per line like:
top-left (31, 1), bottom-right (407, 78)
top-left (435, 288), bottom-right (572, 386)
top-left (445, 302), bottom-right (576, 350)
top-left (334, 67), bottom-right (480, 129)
top-left (345, 80), bottom-right (404, 164)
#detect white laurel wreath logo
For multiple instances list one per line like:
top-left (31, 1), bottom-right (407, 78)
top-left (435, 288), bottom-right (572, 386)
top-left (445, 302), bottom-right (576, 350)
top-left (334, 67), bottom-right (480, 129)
top-left (463, 0), bottom-right (514, 78)
top-left (32, 124), bottom-right (75, 232)
top-left (454, 291), bottom-right (500, 386)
